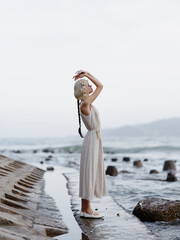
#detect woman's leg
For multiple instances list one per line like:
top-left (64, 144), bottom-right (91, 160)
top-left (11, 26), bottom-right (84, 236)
top-left (81, 199), bottom-right (91, 213)
top-left (81, 199), bottom-right (99, 215)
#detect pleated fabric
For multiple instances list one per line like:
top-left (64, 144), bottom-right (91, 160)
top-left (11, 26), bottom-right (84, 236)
top-left (79, 103), bottom-right (108, 200)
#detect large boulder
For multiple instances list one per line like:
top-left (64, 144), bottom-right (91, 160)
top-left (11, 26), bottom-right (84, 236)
top-left (163, 160), bottom-right (176, 171)
top-left (106, 166), bottom-right (118, 176)
top-left (133, 198), bottom-right (180, 221)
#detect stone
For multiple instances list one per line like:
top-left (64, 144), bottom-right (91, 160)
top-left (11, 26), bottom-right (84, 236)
top-left (144, 159), bottom-right (148, 162)
top-left (149, 170), bottom-right (159, 174)
top-left (111, 158), bottom-right (118, 162)
top-left (46, 167), bottom-right (54, 171)
top-left (12, 150), bottom-right (21, 154)
top-left (120, 170), bottom-right (132, 174)
top-left (163, 160), bottom-right (176, 171)
top-left (133, 160), bottom-right (143, 167)
top-left (122, 157), bottom-right (130, 162)
top-left (106, 166), bottom-right (118, 176)
top-left (42, 149), bottom-right (50, 153)
top-left (133, 198), bottom-right (180, 221)
top-left (43, 149), bottom-right (54, 154)
top-left (68, 161), bottom-right (77, 166)
top-left (166, 172), bottom-right (178, 182)
top-left (40, 161), bottom-right (44, 164)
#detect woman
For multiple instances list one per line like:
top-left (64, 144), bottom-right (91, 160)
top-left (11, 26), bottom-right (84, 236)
top-left (73, 70), bottom-right (108, 219)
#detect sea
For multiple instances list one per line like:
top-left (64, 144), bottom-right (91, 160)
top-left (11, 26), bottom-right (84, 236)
top-left (0, 136), bottom-right (180, 240)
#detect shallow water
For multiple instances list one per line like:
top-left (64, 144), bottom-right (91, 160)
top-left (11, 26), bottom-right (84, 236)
top-left (32, 163), bottom-right (88, 240)
top-left (0, 136), bottom-right (180, 239)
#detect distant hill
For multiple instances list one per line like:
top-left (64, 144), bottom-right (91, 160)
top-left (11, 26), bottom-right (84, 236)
top-left (102, 117), bottom-right (180, 137)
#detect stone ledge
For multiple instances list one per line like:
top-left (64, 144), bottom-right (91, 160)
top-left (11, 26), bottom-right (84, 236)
top-left (64, 170), bottom-right (160, 240)
top-left (0, 155), bottom-right (68, 239)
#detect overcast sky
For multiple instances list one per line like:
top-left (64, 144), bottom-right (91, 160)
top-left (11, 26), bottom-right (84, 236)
top-left (0, 0), bottom-right (180, 138)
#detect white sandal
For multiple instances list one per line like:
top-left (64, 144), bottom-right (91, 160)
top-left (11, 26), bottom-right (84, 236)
top-left (83, 211), bottom-right (104, 219)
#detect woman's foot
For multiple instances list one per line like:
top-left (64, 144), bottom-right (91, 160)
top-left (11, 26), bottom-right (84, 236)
top-left (80, 209), bottom-right (104, 219)
top-left (83, 210), bottom-right (104, 219)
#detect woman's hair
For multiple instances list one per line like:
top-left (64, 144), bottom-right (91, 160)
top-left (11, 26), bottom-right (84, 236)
top-left (74, 78), bottom-right (89, 100)
top-left (77, 99), bottom-right (84, 138)
top-left (74, 79), bottom-right (89, 138)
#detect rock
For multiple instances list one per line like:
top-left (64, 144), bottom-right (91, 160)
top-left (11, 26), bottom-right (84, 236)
top-left (144, 158), bottom-right (148, 162)
top-left (120, 170), bottom-right (132, 174)
top-left (43, 149), bottom-right (54, 153)
top-left (40, 161), bottom-right (44, 164)
top-left (68, 161), bottom-right (77, 166)
top-left (42, 148), bottom-right (50, 153)
top-left (122, 157), bottom-right (130, 162)
top-left (47, 166), bottom-right (54, 171)
top-left (48, 155), bottom-right (53, 158)
top-left (133, 198), bottom-right (180, 221)
top-left (111, 158), bottom-right (118, 162)
top-left (166, 172), bottom-right (178, 182)
top-left (45, 157), bottom-right (52, 161)
top-left (133, 160), bottom-right (143, 167)
top-left (12, 150), bottom-right (21, 154)
top-left (33, 150), bottom-right (37, 153)
top-left (149, 169), bottom-right (159, 174)
top-left (106, 166), bottom-right (118, 176)
top-left (163, 160), bottom-right (176, 171)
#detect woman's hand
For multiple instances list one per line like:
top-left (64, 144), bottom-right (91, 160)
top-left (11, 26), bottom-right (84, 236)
top-left (72, 70), bottom-right (88, 81)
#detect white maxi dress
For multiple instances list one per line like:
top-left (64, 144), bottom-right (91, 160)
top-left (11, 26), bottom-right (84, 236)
top-left (79, 103), bottom-right (108, 200)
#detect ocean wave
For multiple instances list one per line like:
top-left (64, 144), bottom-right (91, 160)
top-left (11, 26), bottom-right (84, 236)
top-left (104, 145), bottom-right (180, 154)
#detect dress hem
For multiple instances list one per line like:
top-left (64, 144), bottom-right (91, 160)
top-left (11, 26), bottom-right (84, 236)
top-left (79, 192), bottom-right (109, 201)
